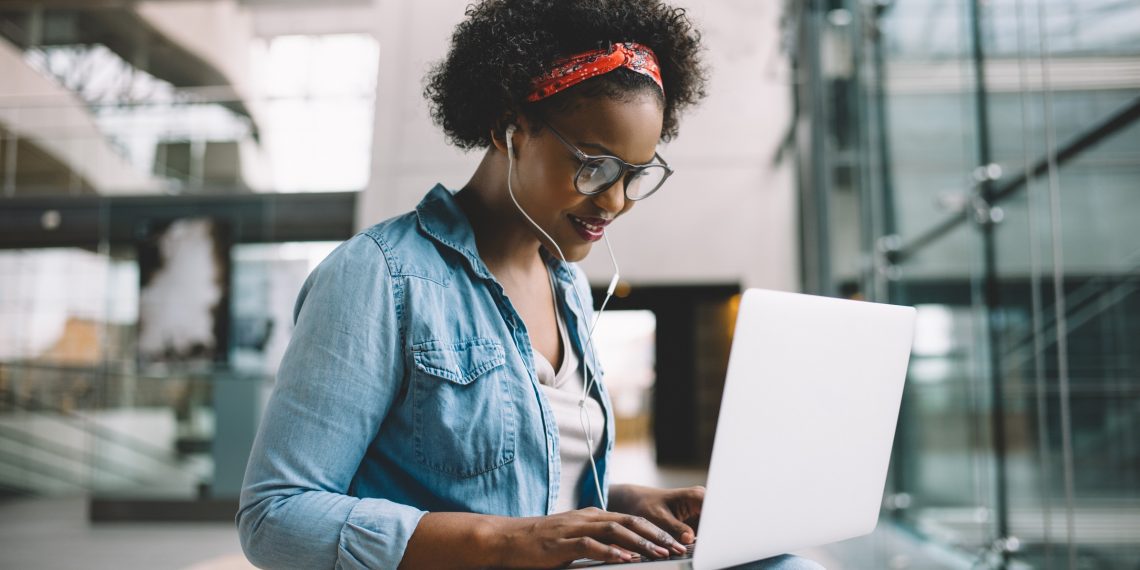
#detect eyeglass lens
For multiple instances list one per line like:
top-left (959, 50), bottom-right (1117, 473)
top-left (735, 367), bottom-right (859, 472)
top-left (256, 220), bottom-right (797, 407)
top-left (576, 158), bottom-right (669, 200)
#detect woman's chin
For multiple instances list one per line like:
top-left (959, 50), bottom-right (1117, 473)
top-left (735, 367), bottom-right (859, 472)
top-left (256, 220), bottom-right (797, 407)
top-left (560, 241), bottom-right (593, 263)
top-left (568, 250), bottom-right (591, 263)
top-left (540, 233), bottom-right (593, 262)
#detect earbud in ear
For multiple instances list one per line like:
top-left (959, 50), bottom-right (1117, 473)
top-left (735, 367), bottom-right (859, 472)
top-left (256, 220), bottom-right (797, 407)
top-left (505, 124), bottom-right (516, 154)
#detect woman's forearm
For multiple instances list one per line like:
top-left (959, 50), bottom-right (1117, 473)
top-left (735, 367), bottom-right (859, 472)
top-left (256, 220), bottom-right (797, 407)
top-left (399, 512), bottom-right (506, 569)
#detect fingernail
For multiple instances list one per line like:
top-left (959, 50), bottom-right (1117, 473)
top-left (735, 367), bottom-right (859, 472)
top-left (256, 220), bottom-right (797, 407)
top-left (655, 546), bottom-right (669, 557)
top-left (621, 551), bottom-right (633, 561)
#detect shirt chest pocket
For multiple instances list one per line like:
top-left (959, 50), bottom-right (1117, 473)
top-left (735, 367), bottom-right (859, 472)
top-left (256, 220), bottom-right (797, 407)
top-left (410, 338), bottom-right (517, 478)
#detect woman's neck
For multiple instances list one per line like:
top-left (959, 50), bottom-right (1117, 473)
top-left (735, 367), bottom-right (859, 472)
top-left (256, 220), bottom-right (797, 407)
top-left (455, 149), bottom-right (546, 280)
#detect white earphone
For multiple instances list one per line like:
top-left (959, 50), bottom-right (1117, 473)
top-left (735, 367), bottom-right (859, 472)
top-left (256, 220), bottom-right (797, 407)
top-left (502, 121), bottom-right (620, 510)
top-left (505, 124), bottom-right (517, 154)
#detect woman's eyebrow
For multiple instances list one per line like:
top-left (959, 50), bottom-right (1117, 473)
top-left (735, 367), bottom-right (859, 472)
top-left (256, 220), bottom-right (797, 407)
top-left (577, 140), bottom-right (619, 156)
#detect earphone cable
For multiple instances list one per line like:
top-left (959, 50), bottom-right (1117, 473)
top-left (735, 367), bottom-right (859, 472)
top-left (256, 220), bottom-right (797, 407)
top-left (505, 129), bottom-right (616, 510)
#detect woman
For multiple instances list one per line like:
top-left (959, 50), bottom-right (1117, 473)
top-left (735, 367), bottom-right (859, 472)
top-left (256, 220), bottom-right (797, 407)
top-left (238, 1), bottom-right (822, 568)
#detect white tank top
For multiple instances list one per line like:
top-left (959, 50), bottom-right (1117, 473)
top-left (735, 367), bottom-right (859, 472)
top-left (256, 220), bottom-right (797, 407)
top-left (533, 274), bottom-right (605, 513)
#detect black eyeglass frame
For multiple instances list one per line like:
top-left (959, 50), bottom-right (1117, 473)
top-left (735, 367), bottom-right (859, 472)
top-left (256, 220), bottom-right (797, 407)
top-left (543, 122), bottom-right (674, 201)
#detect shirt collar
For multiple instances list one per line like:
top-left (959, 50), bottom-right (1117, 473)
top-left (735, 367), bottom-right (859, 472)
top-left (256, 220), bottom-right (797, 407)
top-left (539, 245), bottom-right (578, 284)
top-left (415, 184), bottom-right (495, 281)
top-left (415, 184), bottom-right (578, 285)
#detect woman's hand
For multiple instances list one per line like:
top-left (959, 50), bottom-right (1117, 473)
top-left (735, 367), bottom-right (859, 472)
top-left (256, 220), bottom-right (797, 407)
top-left (401, 492), bottom-right (701, 570)
top-left (606, 484), bottom-right (705, 546)
top-left (489, 506), bottom-right (689, 569)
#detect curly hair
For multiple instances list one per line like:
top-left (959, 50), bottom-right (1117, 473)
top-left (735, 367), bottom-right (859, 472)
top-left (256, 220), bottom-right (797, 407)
top-left (424, 0), bottom-right (708, 150)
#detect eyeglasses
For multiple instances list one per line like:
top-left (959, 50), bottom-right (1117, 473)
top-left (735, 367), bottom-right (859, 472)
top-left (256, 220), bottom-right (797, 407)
top-left (544, 122), bottom-right (674, 201)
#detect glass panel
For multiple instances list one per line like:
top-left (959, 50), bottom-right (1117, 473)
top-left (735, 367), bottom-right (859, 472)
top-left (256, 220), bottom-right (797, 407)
top-left (0, 0), bottom-right (369, 508)
top-left (876, 1), bottom-right (981, 246)
top-left (1, 241), bottom-right (117, 495)
top-left (982, 1), bottom-right (1140, 567)
top-left (820, 0), bottom-right (1140, 567)
top-left (0, 228), bottom-right (340, 501)
top-left (888, 222), bottom-right (1000, 555)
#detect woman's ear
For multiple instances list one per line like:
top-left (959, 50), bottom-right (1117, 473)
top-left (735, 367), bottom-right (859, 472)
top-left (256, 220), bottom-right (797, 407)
top-left (490, 113), bottom-right (522, 154)
top-left (505, 124), bottom-right (518, 156)
top-left (489, 125), bottom-right (510, 153)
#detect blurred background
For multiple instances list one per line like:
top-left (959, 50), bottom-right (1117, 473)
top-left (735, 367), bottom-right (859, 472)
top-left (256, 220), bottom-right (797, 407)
top-left (0, 0), bottom-right (1137, 569)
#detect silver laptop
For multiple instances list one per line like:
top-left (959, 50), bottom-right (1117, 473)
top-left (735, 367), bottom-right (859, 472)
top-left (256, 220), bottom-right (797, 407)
top-left (574, 288), bottom-right (916, 569)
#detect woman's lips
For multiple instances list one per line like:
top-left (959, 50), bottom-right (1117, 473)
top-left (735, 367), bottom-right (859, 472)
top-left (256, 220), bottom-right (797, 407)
top-left (568, 214), bottom-right (610, 242)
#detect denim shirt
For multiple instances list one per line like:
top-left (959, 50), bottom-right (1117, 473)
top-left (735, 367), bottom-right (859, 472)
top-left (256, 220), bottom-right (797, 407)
top-left (237, 184), bottom-right (616, 569)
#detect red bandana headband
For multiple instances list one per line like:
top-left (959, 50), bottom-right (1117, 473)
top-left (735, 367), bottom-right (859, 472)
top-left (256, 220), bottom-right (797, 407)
top-left (526, 42), bottom-right (664, 102)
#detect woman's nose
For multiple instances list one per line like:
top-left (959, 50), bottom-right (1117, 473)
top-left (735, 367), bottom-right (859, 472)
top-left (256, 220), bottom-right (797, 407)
top-left (593, 178), bottom-right (627, 214)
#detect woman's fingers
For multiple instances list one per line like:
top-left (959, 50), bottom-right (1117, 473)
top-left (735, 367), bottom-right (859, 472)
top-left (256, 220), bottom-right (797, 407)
top-left (586, 520), bottom-right (669, 559)
top-left (658, 515), bottom-right (696, 545)
top-left (595, 513), bottom-right (686, 557)
top-left (623, 512), bottom-right (687, 554)
top-left (670, 486), bottom-right (705, 520)
top-left (559, 536), bottom-right (635, 564)
top-left (533, 506), bottom-right (690, 567)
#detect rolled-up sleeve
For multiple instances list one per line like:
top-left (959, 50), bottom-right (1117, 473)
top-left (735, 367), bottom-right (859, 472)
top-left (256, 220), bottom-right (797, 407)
top-left (237, 233), bottom-right (426, 569)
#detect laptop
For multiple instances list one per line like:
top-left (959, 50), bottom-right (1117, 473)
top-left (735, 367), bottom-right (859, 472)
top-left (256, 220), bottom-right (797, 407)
top-left (572, 288), bottom-right (916, 569)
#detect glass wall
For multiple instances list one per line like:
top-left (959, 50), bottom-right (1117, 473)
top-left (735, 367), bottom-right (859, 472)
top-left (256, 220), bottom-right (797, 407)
top-left (0, 2), bottom-right (373, 512)
top-left (792, 0), bottom-right (1140, 568)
